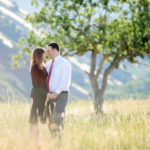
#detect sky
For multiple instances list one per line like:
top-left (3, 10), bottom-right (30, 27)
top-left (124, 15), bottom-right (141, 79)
top-left (9, 0), bottom-right (40, 13)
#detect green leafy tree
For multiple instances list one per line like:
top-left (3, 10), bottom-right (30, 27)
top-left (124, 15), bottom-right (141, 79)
top-left (13, 0), bottom-right (150, 113)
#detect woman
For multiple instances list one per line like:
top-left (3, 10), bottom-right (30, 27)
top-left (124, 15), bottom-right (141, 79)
top-left (29, 48), bottom-right (48, 136)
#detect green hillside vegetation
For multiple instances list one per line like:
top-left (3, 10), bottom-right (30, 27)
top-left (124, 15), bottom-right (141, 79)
top-left (105, 77), bottom-right (150, 100)
top-left (0, 69), bottom-right (27, 101)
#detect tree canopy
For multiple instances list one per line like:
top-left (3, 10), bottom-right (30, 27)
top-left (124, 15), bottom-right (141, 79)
top-left (13, 0), bottom-right (150, 112)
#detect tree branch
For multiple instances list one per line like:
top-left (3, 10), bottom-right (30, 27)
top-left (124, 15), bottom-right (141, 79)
top-left (90, 44), bottom-right (97, 75)
top-left (84, 70), bottom-right (90, 76)
top-left (63, 48), bottom-right (91, 57)
top-left (95, 53), bottom-right (112, 79)
top-left (63, 51), bottom-right (79, 57)
top-left (95, 56), bottom-right (105, 79)
top-left (71, 25), bottom-right (85, 35)
top-left (100, 56), bottom-right (119, 93)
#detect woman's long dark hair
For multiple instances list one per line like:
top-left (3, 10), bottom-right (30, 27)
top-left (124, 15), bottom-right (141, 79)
top-left (30, 48), bottom-right (45, 70)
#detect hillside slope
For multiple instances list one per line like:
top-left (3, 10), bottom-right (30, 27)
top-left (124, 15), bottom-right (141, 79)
top-left (0, 0), bottom-right (150, 101)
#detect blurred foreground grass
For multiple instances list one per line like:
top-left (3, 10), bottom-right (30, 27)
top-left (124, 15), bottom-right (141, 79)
top-left (0, 99), bottom-right (150, 150)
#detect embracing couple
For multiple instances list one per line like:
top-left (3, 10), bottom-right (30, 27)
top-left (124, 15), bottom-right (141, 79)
top-left (29, 42), bottom-right (71, 138)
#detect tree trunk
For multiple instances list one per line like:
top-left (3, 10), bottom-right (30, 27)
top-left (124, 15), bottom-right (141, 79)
top-left (93, 89), bottom-right (104, 114)
top-left (89, 52), bottom-right (119, 114)
top-left (90, 74), bottom-right (107, 114)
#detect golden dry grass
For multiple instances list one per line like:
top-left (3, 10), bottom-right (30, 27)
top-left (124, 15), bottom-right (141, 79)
top-left (0, 99), bottom-right (150, 150)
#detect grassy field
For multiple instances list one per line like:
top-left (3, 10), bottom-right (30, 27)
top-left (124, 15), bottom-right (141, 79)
top-left (0, 99), bottom-right (150, 150)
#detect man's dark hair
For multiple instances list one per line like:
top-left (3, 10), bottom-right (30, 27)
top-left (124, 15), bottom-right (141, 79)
top-left (48, 42), bottom-right (59, 51)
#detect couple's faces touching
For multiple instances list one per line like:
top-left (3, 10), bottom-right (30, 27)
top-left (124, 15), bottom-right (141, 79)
top-left (41, 46), bottom-right (57, 64)
top-left (41, 46), bottom-right (53, 63)
top-left (46, 46), bottom-right (56, 59)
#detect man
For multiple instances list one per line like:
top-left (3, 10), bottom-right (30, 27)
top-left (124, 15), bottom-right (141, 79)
top-left (45, 42), bottom-right (71, 137)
